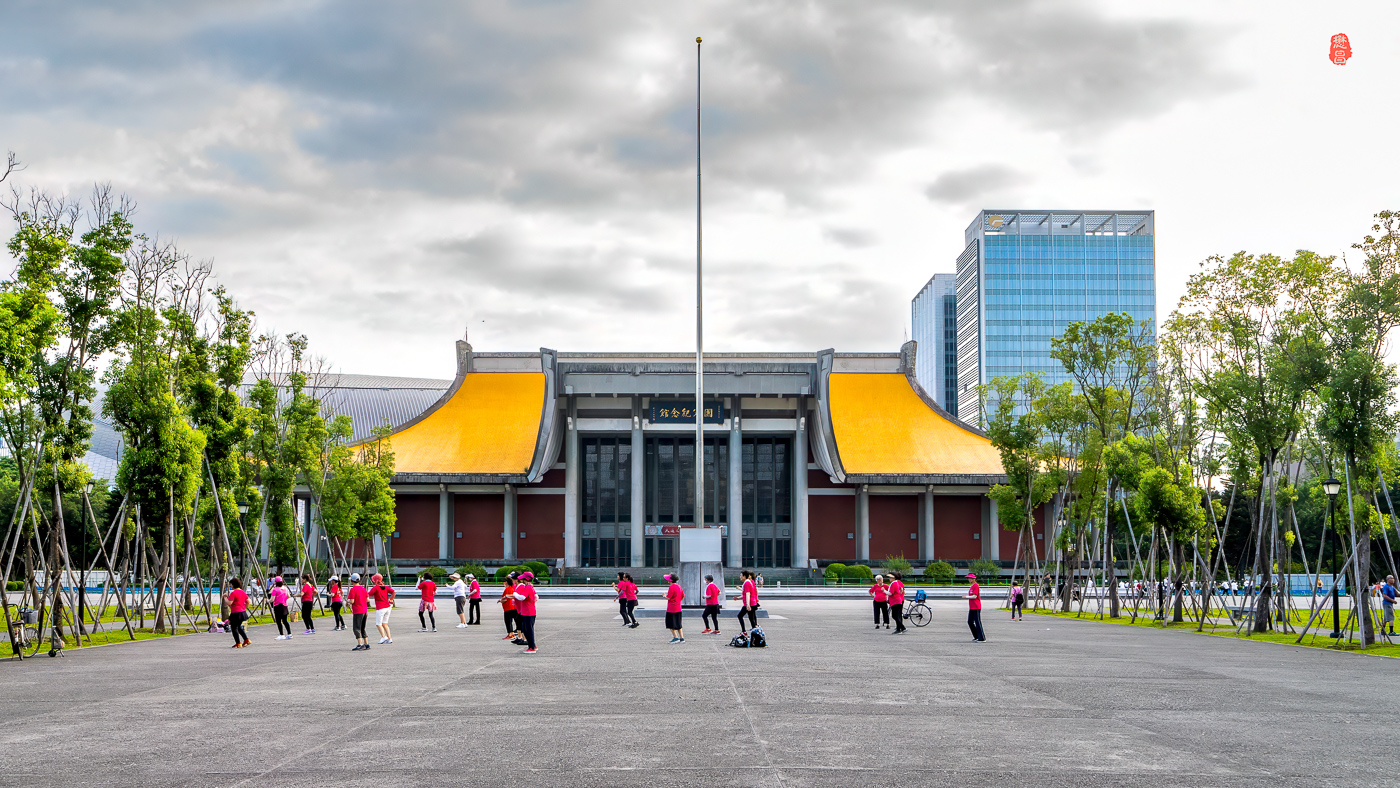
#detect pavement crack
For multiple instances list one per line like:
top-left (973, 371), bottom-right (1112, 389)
top-left (712, 639), bottom-right (786, 787)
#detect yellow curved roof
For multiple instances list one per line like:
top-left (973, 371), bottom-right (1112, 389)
top-left (829, 373), bottom-right (1003, 476)
top-left (386, 372), bottom-right (545, 474)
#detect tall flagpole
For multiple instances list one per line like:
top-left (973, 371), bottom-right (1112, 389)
top-left (694, 36), bottom-right (705, 535)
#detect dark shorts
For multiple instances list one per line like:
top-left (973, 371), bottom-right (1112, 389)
top-left (665, 611), bottom-right (683, 630)
top-left (455, 597), bottom-right (466, 614)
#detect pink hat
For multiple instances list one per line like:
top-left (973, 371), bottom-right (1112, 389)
top-left (520, 571), bottom-right (535, 581)
top-left (966, 573), bottom-right (977, 579)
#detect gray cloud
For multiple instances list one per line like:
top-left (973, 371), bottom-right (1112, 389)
top-left (823, 227), bottom-right (878, 249)
top-left (925, 164), bottom-right (1027, 204)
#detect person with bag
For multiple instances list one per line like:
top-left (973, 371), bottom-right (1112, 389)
top-left (270, 577), bottom-right (293, 640)
top-left (888, 571), bottom-right (907, 634)
top-left (664, 573), bottom-right (686, 644)
top-left (701, 574), bottom-right (722, 635)
top-left (512, 571), bottom-right (540, 654)
top-left (326, 577), bottom-right (345, 631)
top-left (348, 573), bottom-right (371, 651)
top-left (371, 573), bottom-right (396, 644)
top-left (736, 569), bottom-right (759, 634)
top-left (416, 571), bottom-right (438, 633)
top-left (1010, 581), bottom-right (1025, 621)
top-left (227, 577), bottom-right (250, 648)
top-left (869, 574), bottom-right (890, 630)
top-left (299, 574), bottom-right (318, 635)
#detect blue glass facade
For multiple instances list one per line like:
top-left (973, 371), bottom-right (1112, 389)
top-left (910, 272), bottom-right (958, 415)
top-left (955, 211), bottom-right (1155, 423)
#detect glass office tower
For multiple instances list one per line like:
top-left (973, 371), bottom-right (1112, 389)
top-left (955, 210), bottom-right (1155, 424)
top-left (910, 272), bottom-right (958, 416)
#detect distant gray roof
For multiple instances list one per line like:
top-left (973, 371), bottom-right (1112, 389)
top-left (243, 372), bottom-right (451, 443)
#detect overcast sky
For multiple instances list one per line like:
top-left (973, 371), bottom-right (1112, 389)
top-left (3, 1), bottom-right (1396, 379)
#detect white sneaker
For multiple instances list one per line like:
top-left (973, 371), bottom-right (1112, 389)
top-left (418, 628), bottom-right (428, 632)
top-left (431, 628), bottom-right (437, 633)
top-left (386, 639), bottom-right (393, 644)
top-left (275, 635), bottom-right (286, 641)
top-left (378, 637), bottom-right (388, 644)
top-left (456, 623), bottom-right (468, 628)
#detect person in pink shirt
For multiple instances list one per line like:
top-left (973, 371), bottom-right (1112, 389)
top-left (622, 573), bottom-right (639, 629)
top-left (869, 574), bottom-right (891, 630)
top-left (226, 578), bottom-right (250, 648)
top-left (965, 572), bottom-right (986, 642)
top-left (270, 577), bottom-right (293, 640)
top-left (663, 573), bottom-right (685, 644)
top-left (347, 573), bottom-right (371, 651)
top-left (299, 575), bottom-right (318, 635)
top-left (511, 571), bottom-right (540, 654)
top-left (736, 569), bottom-right (759, 633)
top-left (468, 573), bottom-right (482, 625)
top-left (887, 571), bottom-right (907, 634)
top-left (614, 572), bottom-right (631, 627)
top-left (416, 572), bottom-right (438, 633)
top-left (701, 574), bottom-right (722, 635)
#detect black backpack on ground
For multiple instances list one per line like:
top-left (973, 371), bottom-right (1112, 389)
top-left (748, 626), bottom-right (767, 648)
top-left (728, 632), bottom-right (749, 648)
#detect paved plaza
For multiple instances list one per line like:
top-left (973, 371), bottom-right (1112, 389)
top-left (2, 599), bottom-right (1397, 788)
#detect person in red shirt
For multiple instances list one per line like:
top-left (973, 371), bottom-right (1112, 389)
top-left (299, 575), bottom-right (318, 635)
top-left (512, 571), bottom-right (540, 654)
top-left (888, 571), bottom-right (907, 634)
top-left (614, 572), bottom-right (633, 628)
top-left (347, 573), bottom-right (371, 651)
top-left (327, 577), bottom-right (345, 631)
top-left (499, 574), bottom-right (520, 640)
top-left (736, 569), bottom-right (759, 633)
top-left (965, 573), bottom-right (986, 642)
top-left (416, 572), bottom-right (438, 633)
top-left (664, 573), bottom-right (685, 644)
top-left (869, 574), bottom-right (891, 630)
top-left (226, 577), bottom-right (250, 648)
top-left (371, 573), bottom-right (396, 644)
top-left (701, 574), bottom-right (722, 635)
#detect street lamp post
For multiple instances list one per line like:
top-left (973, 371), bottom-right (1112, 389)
top-left (236, 502), bottom-right (250, 584)
top-left (1322, 477), bottom-right (1342, 638)
top-left (694, 36), bottom-right (705, 540)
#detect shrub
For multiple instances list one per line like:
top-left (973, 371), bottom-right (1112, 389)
top-left (423, 566), bottom-right (449, 580)
top-left (823, 563), bottom-right (848, 581)
top-left (968, 559), bottom-right (1002, 582)
top-left (5, 580), bottom-right (22, 592)
top-left (924, 561), bottom-right (956, 583)
top-left (524, 560), bottom-right (550, 578)
top-left (457, 563), bottom-right (487, 580)
top-left (493, 564), bottom-right (531, 582)
top-left (841, 564), bottom-right (874, 581)
top-left (881, 554), bottom-right (912, 575)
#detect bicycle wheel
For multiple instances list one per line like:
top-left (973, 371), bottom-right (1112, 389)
top-left (23, 626), bottom-right (41, 657)
top-left (907, 603), bottom-right (931, 627)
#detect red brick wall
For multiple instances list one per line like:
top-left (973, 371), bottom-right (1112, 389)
top-left (517, 494), bottom-right (565, 561)
top-left (933, 495), bottom-right (981, 560)
top-left (809, 493), bottom-right (856, 560)
top-left (454, 494), bottom-right (504, 560)
top-left (391, 495), bottom-right (439, 559)
top-left (870, 495), bottom-right (920, 561)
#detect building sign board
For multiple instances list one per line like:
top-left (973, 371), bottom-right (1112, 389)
top-left (648, 399), bottom-right (726, 424)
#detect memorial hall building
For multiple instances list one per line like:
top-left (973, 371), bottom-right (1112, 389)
top-left (306, 340), bottom-right (1045, 573)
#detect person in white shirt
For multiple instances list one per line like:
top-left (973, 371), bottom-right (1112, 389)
top-left (451, 572), bottom-right (469, 628)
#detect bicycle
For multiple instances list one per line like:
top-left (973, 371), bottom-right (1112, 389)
top-left (5, 604), bottom-right (43, 658)
top-left (904, 590), bottom-right (932, 628)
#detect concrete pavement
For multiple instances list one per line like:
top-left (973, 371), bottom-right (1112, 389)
top-left (1, 598), bottom-right (1396, 787)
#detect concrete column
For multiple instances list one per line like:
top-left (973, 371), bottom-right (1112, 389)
top-left (259, 512), bottom-right (270, 561)
top-left (922, 487), bottom-right (935, 561)
top-left (857, 485), bottom-right (870, 562)
top-left (438, 484), bottom-right (450, 560)
top-left (503, 483), bottom-right (518, 561)
top-left (986, 497), bottom-right (1000, 561)
top-left (792, 398), bottom-right (809, 569)
top-left (305, 498), bottom-right (322, 561)
top-left (727, 395), bottom-right (743, 569)
top-left (630, 397), bottom-right (645, 567)
top-left (373, 534), bottom-right (385, 562)
top-left (563, 397), bottom-right (580, 567)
